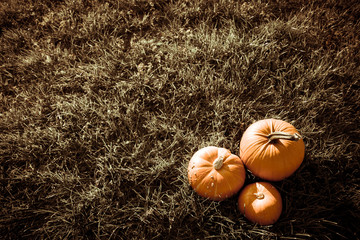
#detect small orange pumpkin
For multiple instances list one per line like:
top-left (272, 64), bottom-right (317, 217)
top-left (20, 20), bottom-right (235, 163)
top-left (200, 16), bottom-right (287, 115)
top-left (239, 119), bottom-right (305, 181)
top-left (238, 182), bottom-right (282, 225)
top-left (188, 146), bottom-right (246, 201)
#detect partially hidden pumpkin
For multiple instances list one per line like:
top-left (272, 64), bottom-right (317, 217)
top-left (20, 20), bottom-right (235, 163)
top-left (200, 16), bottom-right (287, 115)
top-left (238, 182), bottom-right (282, 225)
top-left (188, 146), bottom-right (246, 201)
top-left (239, 119), bottom-right (305, 181)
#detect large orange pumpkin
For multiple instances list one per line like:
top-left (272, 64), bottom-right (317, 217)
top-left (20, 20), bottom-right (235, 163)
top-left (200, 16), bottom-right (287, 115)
top-left (238, 182), bottom-right (282, 225)
top-left (188, 146), bottom-right (246, 201)
top-left (239, 119), bottom-right (305, 181)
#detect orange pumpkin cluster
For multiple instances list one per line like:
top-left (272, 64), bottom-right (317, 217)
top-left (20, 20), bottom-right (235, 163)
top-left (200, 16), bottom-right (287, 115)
top-left (188, 119), bottom-right (305, 225)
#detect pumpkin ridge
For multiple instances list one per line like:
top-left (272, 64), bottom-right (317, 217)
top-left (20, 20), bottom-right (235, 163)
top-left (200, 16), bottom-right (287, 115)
top-left (202, 146), bottom-right (219, 163)
top-left (241, 137), bottom-right (266, 164)
top-left (196, 158), bottom-right (213, 168)
top-left (194, 172), bottom-right (211, 193)
top-left (214, 167), bottom-right (233, 200)
top-left (249, 141), bottom-right (269, 166)
top-left (213, 172), bottom-right (219, 198)
top-left (222, 174), bottom-right (234, 198)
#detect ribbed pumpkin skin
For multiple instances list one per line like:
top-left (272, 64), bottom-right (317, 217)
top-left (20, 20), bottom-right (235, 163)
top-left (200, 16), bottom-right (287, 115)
top-left (188, 146), bottom-right (246, 201)
top-left (238, 182), bottom-right (282, 225)
top-left (239, 119), bottom-right (305, 181)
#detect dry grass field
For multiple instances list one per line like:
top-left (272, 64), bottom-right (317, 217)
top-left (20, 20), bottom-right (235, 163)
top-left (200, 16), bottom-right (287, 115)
top-left (1, 0), bottom-right (359, 239)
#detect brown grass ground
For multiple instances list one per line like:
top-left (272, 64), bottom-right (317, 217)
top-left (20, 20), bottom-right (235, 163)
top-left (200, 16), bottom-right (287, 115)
top-left (1, 0), bottom-right (359, 239)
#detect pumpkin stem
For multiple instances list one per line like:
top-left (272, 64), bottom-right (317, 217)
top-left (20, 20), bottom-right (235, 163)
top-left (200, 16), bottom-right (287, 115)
top-left (213, 155), bottom-right (224, 170)
top-left (254, 193), bottom-right (265, 199)
top-left (267, 131), bottom-right (302, 143)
